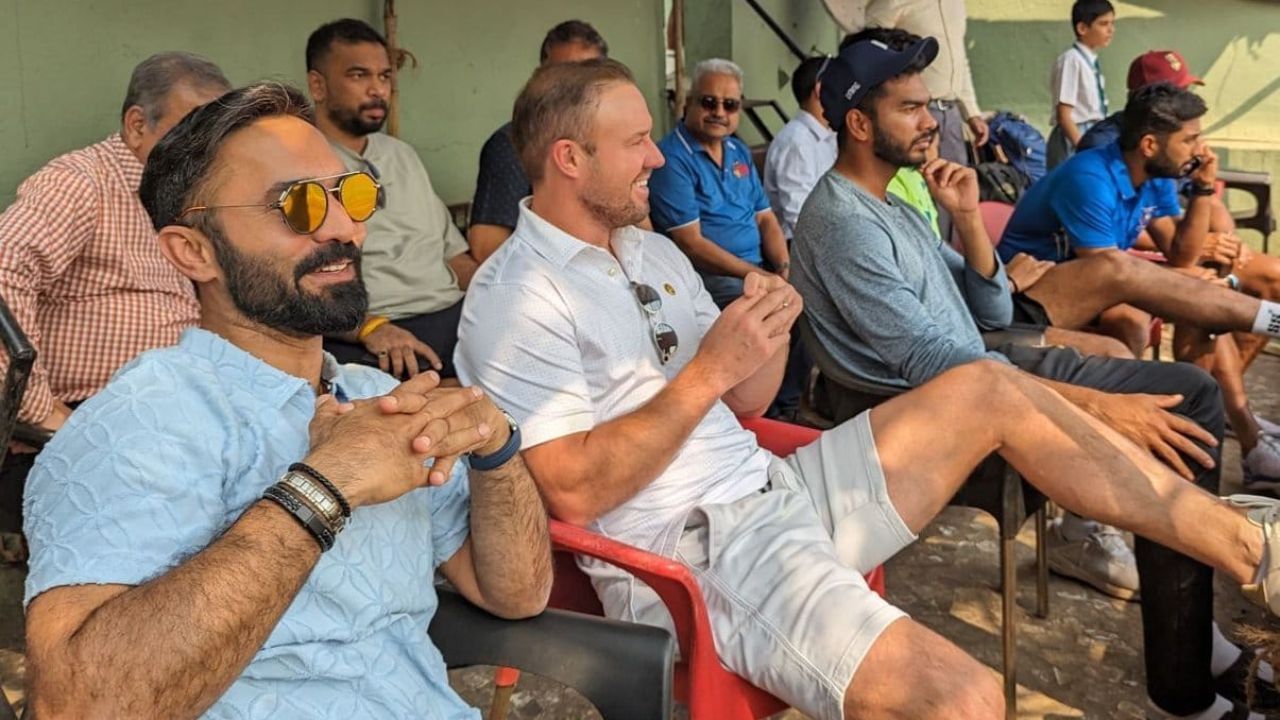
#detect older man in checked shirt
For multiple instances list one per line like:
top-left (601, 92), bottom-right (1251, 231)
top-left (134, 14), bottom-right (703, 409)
top-left (0, 52), bottom-right (229, 557)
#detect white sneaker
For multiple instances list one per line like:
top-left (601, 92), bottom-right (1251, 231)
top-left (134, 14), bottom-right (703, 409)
top-left (1244, 436), bottom-right (1280, 493)
top-left (1226, 414), bottom-right (1280, 440)
top-left (1225, 494), bottom-right (1280, 616)
top-left (1046, 520), bottom-right (1141, 601)
top-left (1257, 414), bottom-right (1280, 438)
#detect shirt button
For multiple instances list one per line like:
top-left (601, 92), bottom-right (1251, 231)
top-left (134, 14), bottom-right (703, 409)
top-left (607, 267), bottom-right (618, 277)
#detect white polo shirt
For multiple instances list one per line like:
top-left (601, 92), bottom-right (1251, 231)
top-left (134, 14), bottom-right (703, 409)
top-left (455, 200), bottom-right (769, 557)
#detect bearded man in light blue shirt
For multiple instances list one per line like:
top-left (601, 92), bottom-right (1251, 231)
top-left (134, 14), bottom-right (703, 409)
top-left (21, 82), bottom-right (551, 719)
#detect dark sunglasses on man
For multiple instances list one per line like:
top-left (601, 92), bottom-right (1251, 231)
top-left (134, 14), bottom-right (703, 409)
top-left (178, 170), bottom-right (382, 235)
top-left (697, 95), bottom-right (742, 114)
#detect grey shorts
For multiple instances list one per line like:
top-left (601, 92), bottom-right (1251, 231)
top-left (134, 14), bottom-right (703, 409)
top-left (631, 411), bottom-right (917, 720)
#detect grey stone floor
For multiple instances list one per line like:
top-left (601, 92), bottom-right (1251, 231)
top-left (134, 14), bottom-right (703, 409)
top-left (1, 341), bottom-right (1277, 719)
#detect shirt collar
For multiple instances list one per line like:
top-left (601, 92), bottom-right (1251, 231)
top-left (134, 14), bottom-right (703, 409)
top-left (177, 327), bottom-right (347, 409)
top-left (675, 120), bottom-right (732, 157)
top-left (108, 133), bottom-right (145, 192)
top-left (797, 110), bottom-right (835, 142)
top-left (1073, 41), bottom-right (1099, 63)
top-left (1101, 142), bottom-right (1138, 200)
top-left (514, 198), bottom-right (645, 270)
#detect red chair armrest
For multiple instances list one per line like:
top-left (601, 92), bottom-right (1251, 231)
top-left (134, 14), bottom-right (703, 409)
top-left (737, 415), bottom-right (820, 455)
top-left (549, 520), bottom-right (713, 665)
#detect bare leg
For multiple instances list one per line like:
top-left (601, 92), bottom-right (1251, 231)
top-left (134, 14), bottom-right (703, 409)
top-left (1043, 326), bottom-right (1135, 359)
top-left (867, 360), bottom-right (1263, 583)
top-left (843, 618), bottom-right (1003, 720)
top-left (1176, 328), bottom-right (1261, 453)
top-left (1093, 304), bottom-right (1152, 359)
top-left (1022, 251), bottom-right (1266, 332)
top-left (1233, 251), bottom-right (1280, 371)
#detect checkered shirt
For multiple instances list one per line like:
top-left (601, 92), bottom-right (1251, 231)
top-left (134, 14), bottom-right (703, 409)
top-left (0, 134), bottom-right (200, 423)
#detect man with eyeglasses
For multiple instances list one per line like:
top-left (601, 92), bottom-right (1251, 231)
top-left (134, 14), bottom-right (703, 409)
top-left (306, 18), bottom-right (480, 381)
top-left (0, 52), bottom-right (229, 562)
top-left (649, 58), bottom-right (790, 310)
top-left (20, 81), bottom-right (551, 718)
top-left (457, 57), bottom-right (1280, 720)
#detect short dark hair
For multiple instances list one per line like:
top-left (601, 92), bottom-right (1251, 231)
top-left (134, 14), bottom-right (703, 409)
top-left (306, 18), bottom-right (387, 72)
top-left (1072, 0), bottom-right (1115, 34)
top-left (790, 56), bottom-right (827, 106)
top-left (1119, 81), bottom-right (1207, 151)
top-left (539, 20), bottom-right (608, 63)
top-left (837, 27), bottom-right (930, 117)
top-left (121, 52), bottom-right (230, 125)
top-left (140, 82), bottom-right (315, 231)
top-left (513, 58), bottom-right (634, 183)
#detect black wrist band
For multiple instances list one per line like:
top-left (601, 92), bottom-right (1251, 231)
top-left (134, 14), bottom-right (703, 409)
top-left (1188, 183), bottom-right (1216, 197)
top-left (289, 462), bottom-right (351, 517)
top-left (264, 483), bottom-right (336, 551)
top-left (469, 412), bottom-right (522, 472)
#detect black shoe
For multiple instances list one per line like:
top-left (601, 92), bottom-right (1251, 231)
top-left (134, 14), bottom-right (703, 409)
top-left (1216, 650), bottom-right (1280, 713)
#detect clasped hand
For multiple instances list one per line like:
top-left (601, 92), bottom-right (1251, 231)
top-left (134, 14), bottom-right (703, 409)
top-left (302, 371), bottom-right (509, 509)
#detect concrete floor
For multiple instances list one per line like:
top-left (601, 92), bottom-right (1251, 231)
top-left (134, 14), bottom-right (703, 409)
top-left (1, 342), bottom-right (1277, 719)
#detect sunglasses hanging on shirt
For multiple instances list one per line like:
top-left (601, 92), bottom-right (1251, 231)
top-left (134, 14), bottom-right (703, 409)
top-left (630, 281), bottom-right (680, 365)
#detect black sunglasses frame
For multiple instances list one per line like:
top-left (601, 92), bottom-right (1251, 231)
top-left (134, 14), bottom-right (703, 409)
top-left (697, 95), bottom-right (742, 114)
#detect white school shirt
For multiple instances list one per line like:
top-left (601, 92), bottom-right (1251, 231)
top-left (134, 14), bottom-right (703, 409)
top-left (1050, 42), bottom-right (1109, 126)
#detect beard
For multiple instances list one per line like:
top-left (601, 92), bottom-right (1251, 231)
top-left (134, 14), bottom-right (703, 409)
top-left (206, 223), bottom-right (368, 338)
top-left (1144, 149), bottom-right (1185, 179)
top-left (327, 98), bottom-right (388, 136)
top-left (872, 126), bottom-right (936, 169)
top-left (581, 160), bottom-right (650, 229)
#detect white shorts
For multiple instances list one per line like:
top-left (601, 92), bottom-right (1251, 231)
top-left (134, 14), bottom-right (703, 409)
top-left (628, 411), bottom-right (918, 720)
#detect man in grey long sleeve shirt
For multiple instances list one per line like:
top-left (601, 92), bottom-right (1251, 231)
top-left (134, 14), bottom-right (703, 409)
top-left (793, 168), bottom-right (1010, 388)
top-left (790, 33), bottom-right (1279, 718)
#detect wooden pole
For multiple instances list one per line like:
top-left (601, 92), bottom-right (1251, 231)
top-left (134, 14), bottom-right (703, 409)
top-left (672, 0), bottom-right (686, 121)
top-left (384, 0), bottom-right (400, 137)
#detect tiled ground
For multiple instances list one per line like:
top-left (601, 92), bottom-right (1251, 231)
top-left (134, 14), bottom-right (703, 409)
top-left (2, 342), bottom-right (1277, 719)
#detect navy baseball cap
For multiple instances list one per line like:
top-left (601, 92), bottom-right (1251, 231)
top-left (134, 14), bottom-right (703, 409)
top-left (818, 36), bottom-right (939, 130)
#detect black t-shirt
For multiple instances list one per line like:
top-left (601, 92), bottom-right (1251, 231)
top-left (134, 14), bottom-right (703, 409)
top-left (470, 122), bottom-right (531, 229)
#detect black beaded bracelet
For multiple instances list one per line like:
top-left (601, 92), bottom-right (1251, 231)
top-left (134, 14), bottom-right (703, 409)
top-left (264, 483), bottom-right (336, 551)
top-left (289, 462), bottom-right (351, 518)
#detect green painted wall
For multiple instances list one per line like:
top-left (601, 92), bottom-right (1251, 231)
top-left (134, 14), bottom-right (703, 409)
top-left (0, 0), bottom-right (666, 206)
top-left (704, 0), bottom-right (1279, 246)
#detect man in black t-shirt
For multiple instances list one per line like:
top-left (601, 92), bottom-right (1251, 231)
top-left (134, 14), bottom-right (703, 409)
top-left (467, 20), bottom-right (609, 262)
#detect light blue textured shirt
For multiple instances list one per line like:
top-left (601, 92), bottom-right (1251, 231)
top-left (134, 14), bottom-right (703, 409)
top-left (24, 328), bottom-right (477, 719)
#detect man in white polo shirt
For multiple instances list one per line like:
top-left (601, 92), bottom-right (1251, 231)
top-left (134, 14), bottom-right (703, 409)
top-left (455, 57), bottom-right (1280, 720)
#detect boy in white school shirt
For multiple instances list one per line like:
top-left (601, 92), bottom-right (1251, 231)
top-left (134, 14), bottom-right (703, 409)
top-left (1047, 0), bottom-right (1116, 169)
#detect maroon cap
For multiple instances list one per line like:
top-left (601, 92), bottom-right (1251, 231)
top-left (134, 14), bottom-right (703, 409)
top-left (1127, 50), bottom-right (1203, 91)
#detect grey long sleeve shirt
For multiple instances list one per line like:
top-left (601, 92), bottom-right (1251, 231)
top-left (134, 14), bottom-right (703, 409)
top-left (791, 170), bottom-right (1012, 389)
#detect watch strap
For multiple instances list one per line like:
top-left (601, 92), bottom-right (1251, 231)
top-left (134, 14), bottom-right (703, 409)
top-left (469, 412), bottom-right (522, 472)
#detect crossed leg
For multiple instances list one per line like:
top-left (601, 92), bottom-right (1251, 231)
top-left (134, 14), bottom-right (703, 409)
top-left (838, 360), bottom-right (1262, 719)
top-left (1020, 250), bottom-right (1267, 334)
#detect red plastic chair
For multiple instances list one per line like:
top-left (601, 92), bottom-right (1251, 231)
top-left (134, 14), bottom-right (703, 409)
top-left (544, 416), bottom-right (884, 720)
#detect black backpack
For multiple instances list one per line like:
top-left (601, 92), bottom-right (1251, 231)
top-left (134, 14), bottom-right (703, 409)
top-left (975, 161), bottom-right (1028, 204)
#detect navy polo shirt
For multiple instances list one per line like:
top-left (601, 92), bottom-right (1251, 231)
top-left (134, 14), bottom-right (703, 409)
top-left (999, 142), bottom-right (1183, 263)
top-left (649, 122), bottom-right (770, 264)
